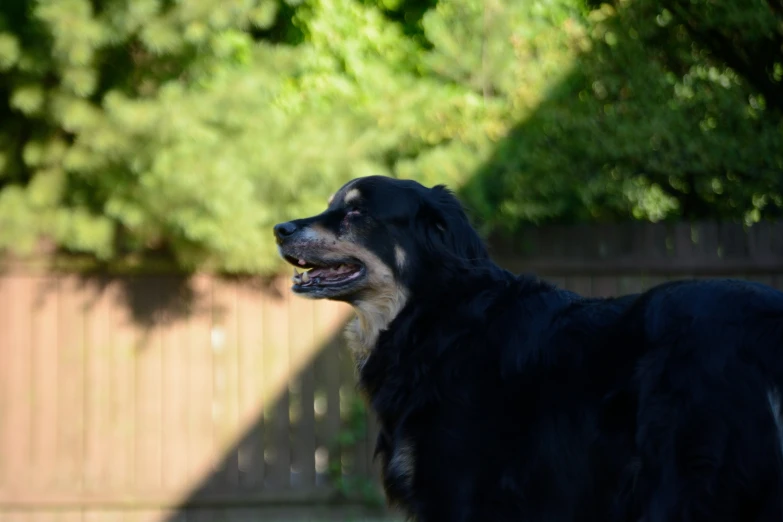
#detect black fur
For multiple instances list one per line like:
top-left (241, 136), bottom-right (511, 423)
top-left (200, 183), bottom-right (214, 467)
top-left (279, 176), bottom-right (783, 522)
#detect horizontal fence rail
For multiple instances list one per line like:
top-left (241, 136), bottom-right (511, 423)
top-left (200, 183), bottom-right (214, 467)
top-left (0, 221), bottom-right (782, 521)
top-left (490, 221), bottom-right (783, 275)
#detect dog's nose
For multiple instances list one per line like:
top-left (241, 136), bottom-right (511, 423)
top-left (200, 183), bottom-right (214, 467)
top-left (273, 221), bottom-right (299, 243)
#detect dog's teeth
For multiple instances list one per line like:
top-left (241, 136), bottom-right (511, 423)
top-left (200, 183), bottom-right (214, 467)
top-left (293, 267), bottom-right (300, 275)
top-left (301, 271), bottom-right (310, 283)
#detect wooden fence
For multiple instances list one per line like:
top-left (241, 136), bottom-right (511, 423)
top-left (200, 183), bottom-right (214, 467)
top-left (0, 274), bottom-right (378, 522)
top-left (492, 220), bottom-right (783, 292)
top-left (0, 221), bottom-right (782, 521)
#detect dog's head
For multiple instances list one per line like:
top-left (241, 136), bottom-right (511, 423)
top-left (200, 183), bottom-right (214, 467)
top-left (273, 175), bottom-right (490, 304)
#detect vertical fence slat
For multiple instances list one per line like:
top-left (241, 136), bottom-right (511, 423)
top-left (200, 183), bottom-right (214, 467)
top-left (638, 222), bottom-right (667, 263)
top-left (211, 280), bottom-right (241, 491)
top-left (224, 283), bottom-right (243, 492)
top-left (263, 284), bottom-right (291, 489)
top-left (161, 279), bottom-right (191, 495)
top-left (673, 222), bottom-right (695, 266)
top-left (237, 281), bottom-right (265, 489)
top-left (58, 276), bottom-right (86, 493)
top-left (324, 304), bottom-right (344, 491)
top-left (187, 275), bottom-right (215, 489)
top-left (772, 222), bottom-right (783, 256)
top-left (289, 296), bottom-right (317, 490)
top-left (564, 276), bottom-right (592, 297)
top-left (748, 221), bottom-right (772, 261)
top-left (592, 276), bottom-right (619, 297)
top-left (689, 222), bottom-right (716, 268)
top-left (312, 306), bottom-right (329, 489)
top-left (134, 277), bottom-right (164, 494)
top-left (618, 276), bottom-right (645, 296)
top-left (84, 278), bottom-right (113, 494)
top-left (108, 278), bottom-right (137, 493)
top-left (3, 276), bottom-right (33, 493)
top-left (30, 276), bottom-right (59, 492)
top-left (4, 276), bottom-right (34, 490)
top-left (338, 316), bottom-right (366, 487)
top-left (563, 224), bottom-right (588, 260)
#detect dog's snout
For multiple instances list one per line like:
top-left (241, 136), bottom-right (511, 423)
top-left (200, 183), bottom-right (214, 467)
top-left (273, 221), bottom-right (299, 243)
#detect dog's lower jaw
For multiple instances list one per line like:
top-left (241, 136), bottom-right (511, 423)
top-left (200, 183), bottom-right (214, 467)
top-left (344, 288), bottom-right (409, 371)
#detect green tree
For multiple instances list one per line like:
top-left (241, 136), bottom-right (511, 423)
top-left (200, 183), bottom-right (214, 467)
top-left (1, 0), bottom-right (782, 275)
top-left (0, 0), bottom-right (283, 270)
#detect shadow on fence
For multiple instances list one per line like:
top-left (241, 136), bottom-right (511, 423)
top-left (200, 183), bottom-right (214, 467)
top-left (158, 321), bottom-right (391, 522)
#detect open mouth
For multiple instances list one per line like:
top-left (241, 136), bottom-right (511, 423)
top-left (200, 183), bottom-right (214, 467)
top-left (284, 255), bottom-right (365, 290)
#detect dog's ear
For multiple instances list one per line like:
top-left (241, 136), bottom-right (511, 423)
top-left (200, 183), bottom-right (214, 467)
top-left (417, 185), bottom-right (489, 269)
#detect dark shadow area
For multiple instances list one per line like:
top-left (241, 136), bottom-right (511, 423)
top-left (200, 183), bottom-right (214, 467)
top-left (74, 273), bottom-right (205, 328)
top-left (1, 241), bottom-right (285, 331)
top-left (158, 306), bottom-right (395, 522)
top-left (68, 271), bottom-right (282, 330)
top-left (0, 251), bottom-right (205, 330)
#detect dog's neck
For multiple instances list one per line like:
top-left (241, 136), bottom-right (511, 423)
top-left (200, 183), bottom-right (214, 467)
top-left (345, 289), bottom-right (408, 370)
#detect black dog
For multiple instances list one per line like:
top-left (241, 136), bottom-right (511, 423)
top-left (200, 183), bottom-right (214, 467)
top-left (274, 175), bottom-right (783, 522)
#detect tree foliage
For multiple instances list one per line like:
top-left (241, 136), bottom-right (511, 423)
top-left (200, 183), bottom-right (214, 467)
top-left (465, 0), bottom-right (783, 231)
top-left (0, 0), bottom-right (781, 274)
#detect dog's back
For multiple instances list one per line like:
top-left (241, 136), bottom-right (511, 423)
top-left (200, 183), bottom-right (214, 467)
top-left (364, 275), bottom-right (783, 522)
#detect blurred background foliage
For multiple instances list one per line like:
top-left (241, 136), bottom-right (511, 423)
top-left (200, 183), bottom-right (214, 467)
top-left (0, 0), bottom-right (781, 274)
